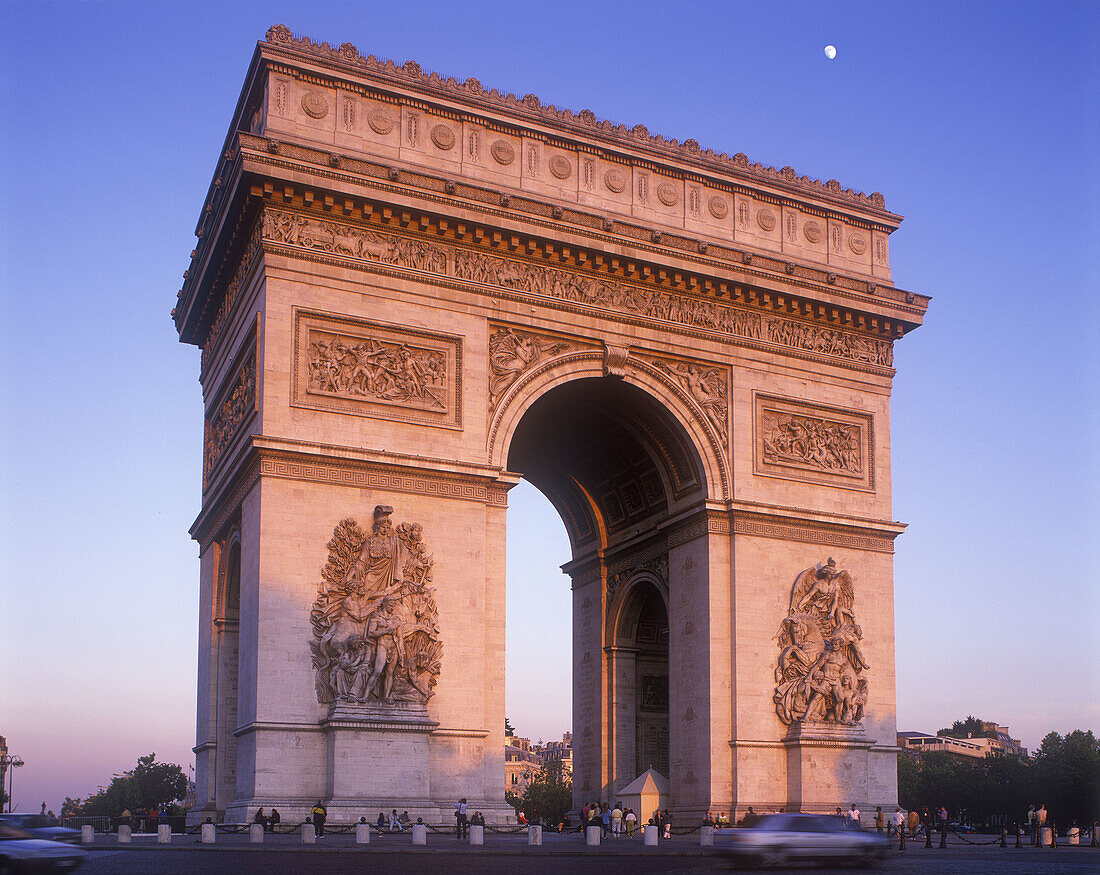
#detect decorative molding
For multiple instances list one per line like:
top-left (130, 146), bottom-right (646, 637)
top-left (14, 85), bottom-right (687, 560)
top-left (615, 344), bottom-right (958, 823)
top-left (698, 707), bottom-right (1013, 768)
top-left (201, 220), bottom-right (263, 373)
top-left (292, 308), bottom-right (461, 429)
top-left (667, 509), bottom-right (730, 548)
top-left (732, 514), bottom-right (895, 553)
top-left (754, 393), bottom-right (874, 492)
top-left (262, 27), bottom-right (893, 213)
top-left (257, 451), bottom-right (504, 505)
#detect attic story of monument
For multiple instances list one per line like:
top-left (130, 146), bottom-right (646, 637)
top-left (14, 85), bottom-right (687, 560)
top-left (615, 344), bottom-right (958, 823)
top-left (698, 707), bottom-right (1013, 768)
top-left (174, 25), bottom-right (927, 825)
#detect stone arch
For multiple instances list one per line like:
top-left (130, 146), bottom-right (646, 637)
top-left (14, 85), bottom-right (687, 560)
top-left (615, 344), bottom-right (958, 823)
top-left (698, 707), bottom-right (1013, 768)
top-left (489, 351), bottom-right (729, 506)
top-left (607, 567), bottom-right (669, 646)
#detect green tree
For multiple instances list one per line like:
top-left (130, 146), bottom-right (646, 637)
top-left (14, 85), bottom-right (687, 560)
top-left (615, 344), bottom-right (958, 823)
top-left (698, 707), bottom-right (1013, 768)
top-left (77, 754), bottom-right (188, 817)
top-left (505, 717), bottom-right (515, 737)
top-left (1032, 730), bottom-right (1100, 826)
top-left (519, 759), bottom-right (572, 826)
top-left (937, 716), bottom-right (990, 739)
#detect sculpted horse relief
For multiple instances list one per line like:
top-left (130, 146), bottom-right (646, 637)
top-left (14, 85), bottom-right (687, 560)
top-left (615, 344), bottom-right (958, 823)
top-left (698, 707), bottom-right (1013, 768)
top-left (310, 506), bottom-right (442, 706)
top-left (773, 558), bottom-right (868, 726)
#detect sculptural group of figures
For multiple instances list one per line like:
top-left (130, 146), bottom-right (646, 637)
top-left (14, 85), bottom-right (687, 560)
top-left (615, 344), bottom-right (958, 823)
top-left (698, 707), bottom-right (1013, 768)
top-left (774, 558), bottom-right (869, 726)
top-left (307, 334), bottom-right (446, 409)
top-left (310, 507), bottom-right (442, 707)
top-left (762, 414), bottom-right (862, 473)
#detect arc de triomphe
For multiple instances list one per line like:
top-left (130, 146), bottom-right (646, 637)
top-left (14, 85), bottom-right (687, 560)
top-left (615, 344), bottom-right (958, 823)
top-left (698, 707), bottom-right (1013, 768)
top-left (174, 26), bottom-right (927, 825)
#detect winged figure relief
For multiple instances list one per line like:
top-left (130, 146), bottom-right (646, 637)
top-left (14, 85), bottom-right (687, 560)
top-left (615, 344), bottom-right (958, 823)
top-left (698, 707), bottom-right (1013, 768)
top-left (773, 558), bottom-right (868, 726)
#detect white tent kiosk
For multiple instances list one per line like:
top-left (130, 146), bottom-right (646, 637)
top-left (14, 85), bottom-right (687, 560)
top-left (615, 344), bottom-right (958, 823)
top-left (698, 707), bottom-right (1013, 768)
top-left (618, 768), bottom-right (670, 825)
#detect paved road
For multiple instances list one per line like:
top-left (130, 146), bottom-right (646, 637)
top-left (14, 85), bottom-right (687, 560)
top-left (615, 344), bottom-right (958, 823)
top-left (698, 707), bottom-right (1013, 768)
top-left (77, 841), bottom-right (1098, 874)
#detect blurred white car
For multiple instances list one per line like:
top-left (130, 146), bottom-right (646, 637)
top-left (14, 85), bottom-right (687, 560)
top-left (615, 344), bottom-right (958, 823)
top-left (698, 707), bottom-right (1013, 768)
top-left (722, 813), bottom-right (889, 868)
top-left (0, 821), bottom-right (86, 872)
top-left (0, 814), bottom-right (81, 845)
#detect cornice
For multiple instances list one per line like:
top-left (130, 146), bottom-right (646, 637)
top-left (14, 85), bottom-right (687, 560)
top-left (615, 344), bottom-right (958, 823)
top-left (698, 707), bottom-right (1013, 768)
top-left (235, 134), bottom-right (927, 320)
top-left (261, 25), bottom-right (899, 218)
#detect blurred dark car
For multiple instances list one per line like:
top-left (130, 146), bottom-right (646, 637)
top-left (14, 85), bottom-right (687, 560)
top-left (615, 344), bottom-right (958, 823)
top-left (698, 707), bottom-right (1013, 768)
top-left (0, 814), bottom-right (80, 845)
top-left (0, 820), bottom-right (86, 871)
top-left (721, 812), bottom-right (890, 868)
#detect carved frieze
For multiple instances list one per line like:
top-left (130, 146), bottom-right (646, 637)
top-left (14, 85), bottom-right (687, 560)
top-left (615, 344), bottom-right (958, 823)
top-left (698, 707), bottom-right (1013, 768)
top-left (203, 345), bottom-right (257, 492)
top-left (293, 310), bottom-right (462, 428)
top-left (754, 394), bottom-right (873, 491)
top-left (606, 554), bottom-right (669, 608)
top-left (310, 507), bottom-right (442, 707)
top-left (488, 325), bottom-right (573, 408)
top-left (648, 356), bottom-right (729, 436)
top-left (774, 558), bottom-right (868, 726)
top-left (260, 207), bottom-right (894, 370)
top-left (201, 220), bottom-right (263, 373)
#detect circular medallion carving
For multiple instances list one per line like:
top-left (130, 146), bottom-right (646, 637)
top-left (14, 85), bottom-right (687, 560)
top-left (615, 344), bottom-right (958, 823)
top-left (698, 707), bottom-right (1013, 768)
top-left (430, 124), bottom-right (455, 151)
top-left (548, 155), bottom-right (572, 180)
top-left (301, 91), bottom-right (329, 120)
top-left (657, 182), bottom-right (679, 207)
top-left (490, 139), bottom-right (515, 165)
top-left (848, 234), bottom-right (867, 255)
top-left (708, 196), bottom-right (729, 219)
top-left (366, 109), bottom-right (394, 135)
top-left (756, 208), bottom-right (777, 232)
top-left (803, 221), bottom-right (823, 243)
top-left (604, 169), bottom-right (627, 193)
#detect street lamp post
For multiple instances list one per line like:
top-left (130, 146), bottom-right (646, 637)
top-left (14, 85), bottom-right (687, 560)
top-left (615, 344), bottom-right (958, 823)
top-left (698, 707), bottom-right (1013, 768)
top-left (0, 755), bottom-right (24, 813)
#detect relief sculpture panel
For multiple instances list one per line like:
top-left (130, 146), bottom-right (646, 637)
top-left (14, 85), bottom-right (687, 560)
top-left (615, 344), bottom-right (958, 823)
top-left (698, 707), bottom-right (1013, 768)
top-left (310, 506), bottom-right (442, 707)
top-left (488, 325), bottom-right (573, 409)
top-left (203, 345), bottom-right (256, 492)
top-left (293, 310), bottom-right (461, 428)
top-left (261, 207), bottom-right (893, 370)
top-left (773, 558), bottom-right (868, 726)
top-left (754, 394), bottom-right (873, 491)
top-left (648, 356), bottom-right (729, 437)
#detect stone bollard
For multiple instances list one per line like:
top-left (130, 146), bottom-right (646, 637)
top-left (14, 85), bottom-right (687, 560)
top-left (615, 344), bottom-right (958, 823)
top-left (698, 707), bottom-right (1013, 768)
top-left (158, 823), bottom-right (171, 844)
top-left (1068, 825), bottom-right (1079, 845)
top-left (700, 825), bottom-right (714, 846)
top-left (201, 823), bottom-right (215, 844)
top-left (469, 824), bottom-right (484, 845)
top-left (118, 824), bottom-right (131, 843)
top-left (412, 823), bottom-right (427, 845)
top-left (302, 823), bottom-right (316, 844)
top-left (528, 824), bottom-right (542, 845)
top-left (586, 825), bottom-right (601, 846)
top-left (1040, 826), bottom-right (1052, 847)
top-left (356, 822), bottom-right (371, 844)
top-left (250, 823), bottom-right (263, 843)
top-left (644, 824), bottom-right (659, 846)
top-left (81, 825), bottom-right (94, 844)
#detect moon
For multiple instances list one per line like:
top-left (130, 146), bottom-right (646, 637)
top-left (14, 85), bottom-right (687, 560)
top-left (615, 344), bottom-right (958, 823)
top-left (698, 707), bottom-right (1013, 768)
top-left (824, 45), bottom-right (837, 60)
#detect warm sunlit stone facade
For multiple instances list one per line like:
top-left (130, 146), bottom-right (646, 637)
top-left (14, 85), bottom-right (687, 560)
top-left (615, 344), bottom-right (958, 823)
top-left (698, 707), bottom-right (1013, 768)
top-left (174, 26), bottom-right (927, 825)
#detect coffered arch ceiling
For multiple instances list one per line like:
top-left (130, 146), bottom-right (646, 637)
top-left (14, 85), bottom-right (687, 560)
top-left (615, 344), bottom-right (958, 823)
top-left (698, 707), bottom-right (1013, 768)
top-left (507, 377), bottom-right (706, 554)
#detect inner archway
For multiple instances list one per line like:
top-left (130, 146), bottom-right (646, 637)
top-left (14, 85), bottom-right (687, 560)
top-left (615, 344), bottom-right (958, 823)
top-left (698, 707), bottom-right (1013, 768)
top-left (505, 374), bottom-right (709, 804)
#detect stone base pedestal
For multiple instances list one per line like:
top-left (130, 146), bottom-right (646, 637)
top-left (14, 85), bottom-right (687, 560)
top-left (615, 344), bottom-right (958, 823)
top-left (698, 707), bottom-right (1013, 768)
top-left (323, 702), bottom-right (439, 801)
top-left (784, 722), bottom-right (873, 813)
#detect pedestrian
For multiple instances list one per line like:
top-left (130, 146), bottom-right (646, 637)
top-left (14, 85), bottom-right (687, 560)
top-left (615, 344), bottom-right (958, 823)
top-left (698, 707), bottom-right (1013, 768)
top-left (310, 799), bottom-right (327, 837)
top-left (389, 809), bottom-right (400, 832)
top-left (848, 803), bottom-right (861, 828)
top-left (254, 808), bottom-right (268, 832)
top-left (875, 806), bottom-right (883, 833)
top-left (1037, 803), bottom-right (1047, 844)
top-left (400, 810), bottom-right (411, 831)
top-left (376, 812), bottom-right (386, 835)
top-left (558, 813), bottom-right (569, 834)
top-left (891, 807), bottom-right (904, 838)
top-left (611, 802), bottom-right (623, 836)
top-left (663, 810), bottom-right (672, 839)
top-left (601, 803), bottom-right (611, 837)
top-left (907, 809), bottom-right (919, 839)
top-left (454, 797), bottom-right (468, 839)
top-left (269, 808), bottom-right (280, 833)
top-left (1027, 805), bottom-right (1038, 845)
top-left (625, 808), bottom-right (637, 837)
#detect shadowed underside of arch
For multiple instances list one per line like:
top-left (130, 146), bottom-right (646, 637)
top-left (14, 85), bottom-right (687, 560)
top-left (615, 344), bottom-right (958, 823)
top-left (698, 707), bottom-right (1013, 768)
top-left (507, 377), bottom-right (706, 555)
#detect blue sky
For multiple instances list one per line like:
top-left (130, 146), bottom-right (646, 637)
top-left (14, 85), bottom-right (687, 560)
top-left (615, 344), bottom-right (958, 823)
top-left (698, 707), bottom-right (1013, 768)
top-left (1, 1), bottom-right (1096, 812)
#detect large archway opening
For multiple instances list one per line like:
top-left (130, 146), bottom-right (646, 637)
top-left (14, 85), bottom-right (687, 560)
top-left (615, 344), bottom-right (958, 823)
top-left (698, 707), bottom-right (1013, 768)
top-left (504, 375), bottom-right (709, 804)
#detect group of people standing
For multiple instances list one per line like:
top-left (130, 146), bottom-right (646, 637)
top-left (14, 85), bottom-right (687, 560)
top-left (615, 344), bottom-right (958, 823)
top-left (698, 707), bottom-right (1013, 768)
top-left (578, 801), bottom-right (653, 837)
top-left (1026, 804), bottom-right (1048, 844)
top-left (452, 798), bottom-right (486, 838)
